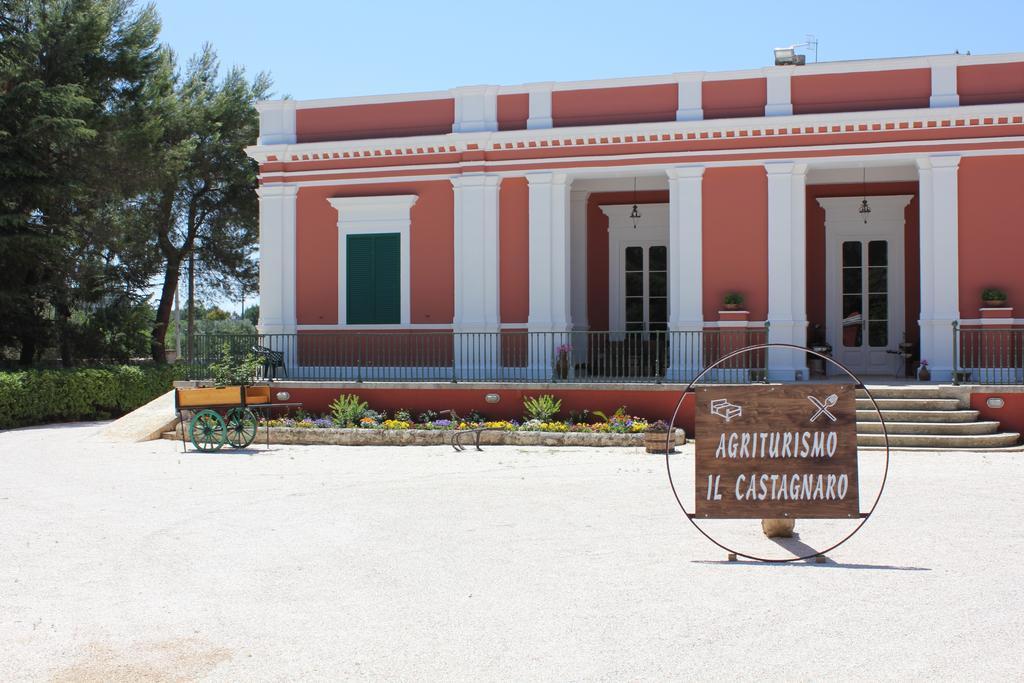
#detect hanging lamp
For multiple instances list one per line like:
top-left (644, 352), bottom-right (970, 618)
top-left (630, 177), bottom-right (641, 229)
top-left (859, 167), bottom-right (871, 223)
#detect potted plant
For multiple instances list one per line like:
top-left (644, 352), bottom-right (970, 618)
top-left (553, 343), bottom-right (572, 380)
top-left (723, 292), bottom-right (744, 311)
top-left (982, 287), bottom-right (1008, 307)
top-left (644, 420), bottom-right (680, 453)
top-left (917, 359), bottom-right (931, 382)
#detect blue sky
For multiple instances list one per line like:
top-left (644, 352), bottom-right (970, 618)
top-left (154, 0), bottom-right (1024, 101)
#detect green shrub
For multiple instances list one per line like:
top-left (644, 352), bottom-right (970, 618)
top-left (0, 365), bottom-right (183, 430)
top-left (207, 342), bottom-right (262, 386)
top-left (523, 394), bottom-right (562, 421)
top-left (330, 393), bottom-right (369, 427)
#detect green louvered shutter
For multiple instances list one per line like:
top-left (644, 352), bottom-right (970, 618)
top-left (372, 233), bottom-right (401, 324)
top-left (347, 233), bottom-right (400, 324)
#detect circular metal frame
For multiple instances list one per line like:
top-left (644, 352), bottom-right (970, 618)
top-left (664, 343), bottom-right (891, 563)
top-left (225, 407), bottom-right (259, 448)
top-left (190, 409), bottom-right (227, 452)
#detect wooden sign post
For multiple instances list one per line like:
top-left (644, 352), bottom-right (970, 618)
top-left (694, 384), bottom-right (859, 520)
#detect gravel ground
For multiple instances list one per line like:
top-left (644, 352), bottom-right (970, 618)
top-left (1, 422), bottom-right (1022, 681)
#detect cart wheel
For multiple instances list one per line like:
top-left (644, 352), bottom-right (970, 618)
top-left (190, 409), bottom-right (227, 451)
top-left (225, 407), bottom-right (259, 448)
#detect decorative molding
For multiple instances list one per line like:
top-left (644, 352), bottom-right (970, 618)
top-left (329, 195), bottom-right (418, 327)
top-left (271, 52), bottom-right (1024, 110)
top-left (246, 102), bottom-right (1024, 166)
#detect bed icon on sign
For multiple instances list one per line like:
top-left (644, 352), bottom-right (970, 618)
top-left (710, 398), bottom-right (743, 422)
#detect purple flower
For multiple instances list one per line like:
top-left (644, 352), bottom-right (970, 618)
top-left (433, 419), bottom-right (452, 427)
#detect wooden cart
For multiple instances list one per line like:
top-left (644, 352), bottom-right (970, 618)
top-left (174, 385), bottom-right (301, 452)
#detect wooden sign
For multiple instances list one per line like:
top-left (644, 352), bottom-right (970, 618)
top-left (695, 384), bottom-right (859, 519)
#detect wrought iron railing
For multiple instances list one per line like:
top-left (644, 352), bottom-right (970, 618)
top-left (183, 328), bottom-right (769, 384)
top-left (952, 321), bottom-right (1024, 385)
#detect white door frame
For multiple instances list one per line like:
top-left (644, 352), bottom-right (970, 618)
top-left (601, 204), bottom-right (669, 339)
top-left (819, 195), bottom-right (912, 376)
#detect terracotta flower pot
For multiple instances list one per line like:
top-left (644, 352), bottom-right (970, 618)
top-left (723, 303), bottom-right (740, 311)
top-left (983, 298), bottom-right (1007, 307)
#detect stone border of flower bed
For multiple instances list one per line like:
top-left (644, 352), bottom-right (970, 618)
top-left (165, 425), bottom-right (686, 448)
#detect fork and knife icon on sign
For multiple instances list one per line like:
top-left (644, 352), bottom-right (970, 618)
top-left (807, 394), bottom-right (839, 422)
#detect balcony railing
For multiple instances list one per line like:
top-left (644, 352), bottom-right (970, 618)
top-left (953, 322), bottom-right (1024, 385)
top-left (183, 328), bottom-right (769, 384)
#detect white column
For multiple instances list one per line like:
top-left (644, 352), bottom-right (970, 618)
top-left (766, 162), bottom-right (809, 381)
top-left (929, 56), bottom-right (960, 108)
top-left (256, 184), bottom-right (298, 375)
top-left (451, 85), bottom-right (498, 133)
top-left (765, 71), bottom-right (793, 117)
top-left (917, 155), bottom-right (961, 381)
top-left (666, 165), bottom-right (705, 381)
top-left (569, 189), bottom-right (590, 365)
top-left (675, 72), bottom-right (704, 121)
top-left (527, 172), bottom-right (571, 378)
top-left (256, 185), bottom-right (298, 335)
top-left (451, 174), bottom-right (501, 377)
top-left (526, 82), bottom-right (554, 129)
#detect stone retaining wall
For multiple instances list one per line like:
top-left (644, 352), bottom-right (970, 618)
top-left (166, 426), bottom-right (685, 448)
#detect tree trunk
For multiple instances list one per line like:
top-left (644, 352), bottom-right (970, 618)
top-left (150, 256), bottom-right (181, 363)
top-left (18, 336), bottom-right (36, 366)
top-left (187, 251), bottom-right (195, 364)
top-left (56, 303), bottom-right (72, 367)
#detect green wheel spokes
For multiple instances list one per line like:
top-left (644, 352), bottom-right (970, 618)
top-left (225, 407), bottom-right (259, 448)
top-left (190, 409), bottom-right (227, 451)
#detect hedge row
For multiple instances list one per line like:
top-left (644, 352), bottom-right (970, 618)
top-left (0, 365), bottom-right (183, 430)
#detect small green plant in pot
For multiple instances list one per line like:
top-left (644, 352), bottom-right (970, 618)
top-left (723, 292), bottom-right (744, 311)
top-left (982, 287), bottom-right (1007, 307)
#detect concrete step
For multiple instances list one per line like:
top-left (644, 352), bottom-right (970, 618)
top-left (857, 432), bottom-right (1021, 448)
top-left (857, 421), bottom-right (1001, 435)
top-left (855, 397), bottom-right (963, 411)
top-left (856, 409), bottom-right (980, 423)
top-left (856, 386), bottom-right (949, 400)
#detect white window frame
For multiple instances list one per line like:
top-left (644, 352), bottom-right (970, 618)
top-left (328, 195), bottom-right (418, 327)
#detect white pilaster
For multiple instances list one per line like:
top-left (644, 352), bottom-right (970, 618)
top-left (929, 56), bottom-right (960, 108)
top-left (917, 154), bottom-right (961, 381)
top-left (666, 165), bottom-right (705, 381)
top-left (527, 172), bottom-right (572, 377)
top-left (675, 72), bottom-right (704, 121)
top-left (766, 161), bottom-right (809, 380)
top-left (451, 85), bottom-right (498, 133)
top-left (256, 185), bottom-right (298, 335)
top-left (526, 82), bottom-right (554, 129)
top-left (451, 174), bottom-right (501, 331)
top-left (765, 71), bottom-right (793, 117)
top-left (569, 189), bottom-right (590, 365)
top-left (666, 166), bottom-right (705, 332)
top-left (256, 100), bottom-right (296, 145)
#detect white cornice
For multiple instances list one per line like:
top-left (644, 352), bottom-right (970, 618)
top-left (245, 101), bottom-right (1024, 165)
top-left (260, 52), bottom-right (1024, 112)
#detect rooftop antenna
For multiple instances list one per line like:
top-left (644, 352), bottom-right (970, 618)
top-left (773, 35), bottom-right (818, 66)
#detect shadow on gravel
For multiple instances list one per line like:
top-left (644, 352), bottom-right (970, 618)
top-left (689, 533), bottom-right (931, 571)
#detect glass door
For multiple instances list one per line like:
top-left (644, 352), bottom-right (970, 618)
top-left (623, 244), bottom-right (668, 335)
top-left (835, 238), bottom-right (898, 374)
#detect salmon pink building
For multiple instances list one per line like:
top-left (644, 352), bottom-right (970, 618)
top-left (245, 52), bottom-right (1024, 440)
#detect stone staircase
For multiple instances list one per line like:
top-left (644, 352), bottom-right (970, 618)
top-left (856, 386), bottom-right (1020, 449)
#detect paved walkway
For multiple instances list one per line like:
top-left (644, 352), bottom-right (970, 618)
top-left (1, 422), bottom-right (1021, 680)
